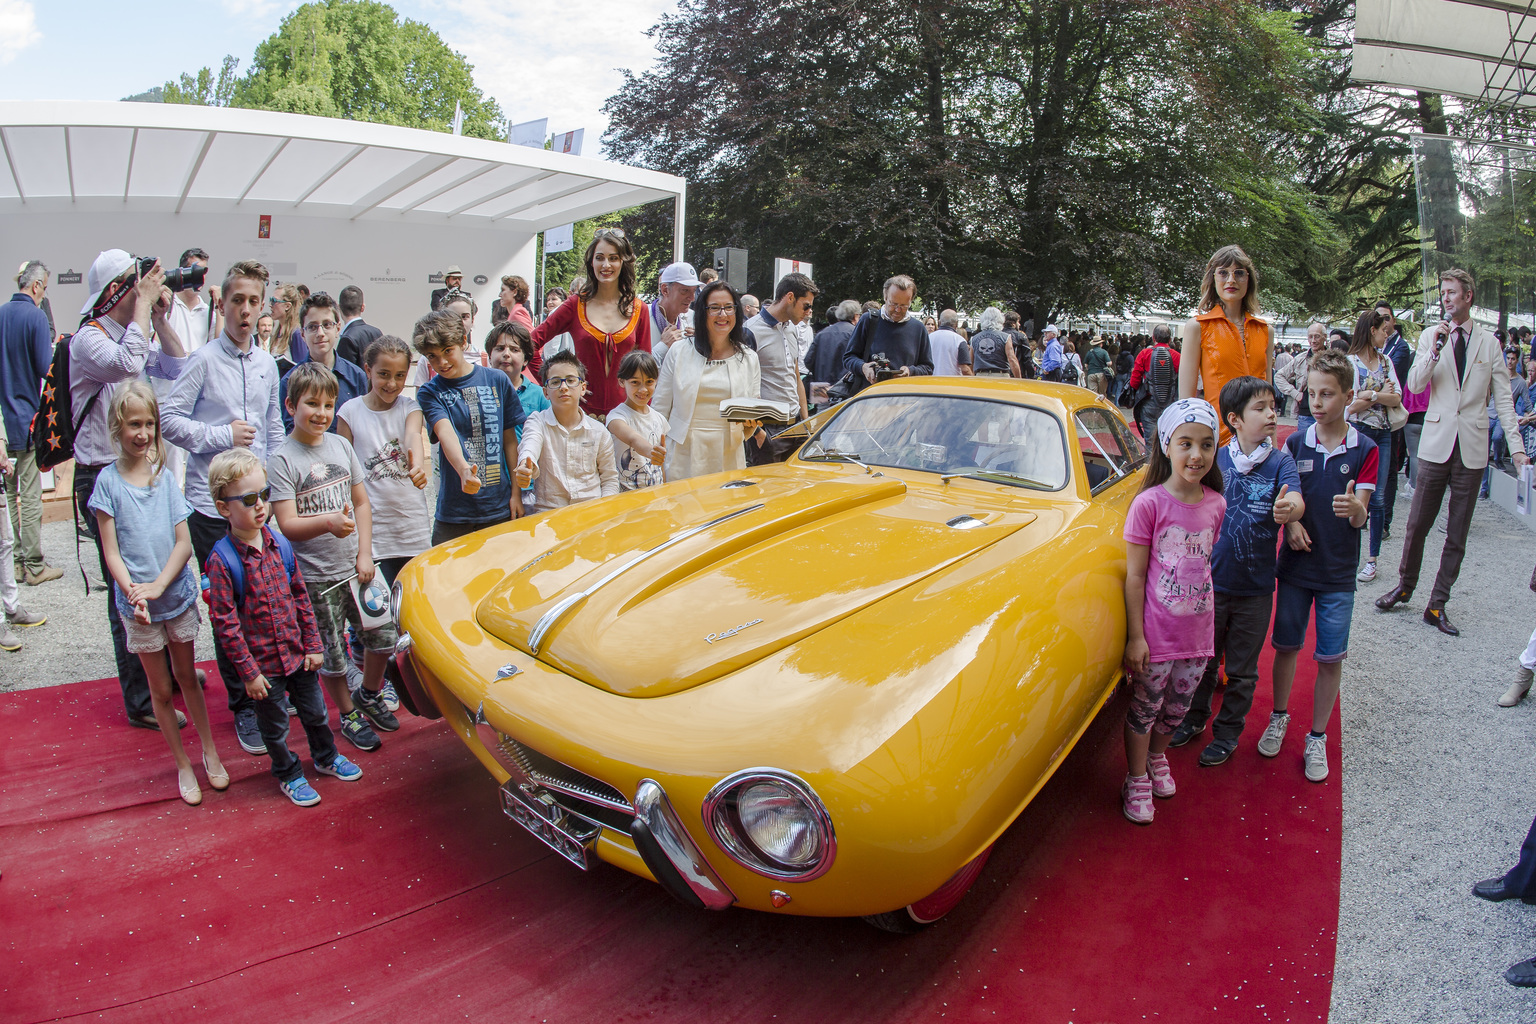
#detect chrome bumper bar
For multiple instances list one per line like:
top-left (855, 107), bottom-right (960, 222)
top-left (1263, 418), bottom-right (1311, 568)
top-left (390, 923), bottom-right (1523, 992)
top-left (632, 779), bottom-right (736, 910)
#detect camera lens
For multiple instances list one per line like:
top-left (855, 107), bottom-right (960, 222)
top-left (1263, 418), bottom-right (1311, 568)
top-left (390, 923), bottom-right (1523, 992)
top-left (163, 264), bottom-right (208, 292)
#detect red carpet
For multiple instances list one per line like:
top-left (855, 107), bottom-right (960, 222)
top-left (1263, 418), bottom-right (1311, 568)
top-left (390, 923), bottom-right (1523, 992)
top-left (1, 645), bottom-right (1339, 1024)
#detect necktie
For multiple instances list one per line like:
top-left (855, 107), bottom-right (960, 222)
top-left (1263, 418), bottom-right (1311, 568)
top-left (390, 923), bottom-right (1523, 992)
top-left (1453, 327), bottom-right (1468, 384)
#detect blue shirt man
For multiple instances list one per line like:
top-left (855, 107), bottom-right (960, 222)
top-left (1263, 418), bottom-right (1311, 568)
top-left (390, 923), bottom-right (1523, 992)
top-left (1040, 329), bottom-right (1064, 375)
top-left (0, 292), bottom-right (52, 452)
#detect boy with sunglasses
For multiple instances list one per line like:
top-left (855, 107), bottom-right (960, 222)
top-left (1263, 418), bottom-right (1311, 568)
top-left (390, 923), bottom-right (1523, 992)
top-left (205, 447), bottom-right (361, 807)
top-left (514, 351), bottom-right (619, 513)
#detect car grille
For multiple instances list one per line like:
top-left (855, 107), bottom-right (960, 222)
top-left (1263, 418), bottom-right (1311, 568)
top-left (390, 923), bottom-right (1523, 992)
top-left (496, 735), bottom-right (635, 831)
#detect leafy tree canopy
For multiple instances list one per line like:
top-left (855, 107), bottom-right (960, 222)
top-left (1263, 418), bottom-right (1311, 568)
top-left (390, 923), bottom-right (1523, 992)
top-left (604, 0), bottom-right (1340, 321)
top-left (158, 0), bottom-right (504, 140)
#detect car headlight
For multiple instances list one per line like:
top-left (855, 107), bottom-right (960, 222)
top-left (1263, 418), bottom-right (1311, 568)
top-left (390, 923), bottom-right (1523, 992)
top-left (390, 579), bottom-right (404, 631)
top-left (703, 769), bottom-right (836, 881)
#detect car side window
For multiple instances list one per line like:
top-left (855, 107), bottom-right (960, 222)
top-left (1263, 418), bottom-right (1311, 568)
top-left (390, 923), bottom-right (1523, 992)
top-left (1076, 409), bottom-right (1144, 492)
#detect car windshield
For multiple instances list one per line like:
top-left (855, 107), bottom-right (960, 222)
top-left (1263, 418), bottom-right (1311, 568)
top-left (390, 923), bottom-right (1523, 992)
top-left (801, 393), bottom-right (1068, 490)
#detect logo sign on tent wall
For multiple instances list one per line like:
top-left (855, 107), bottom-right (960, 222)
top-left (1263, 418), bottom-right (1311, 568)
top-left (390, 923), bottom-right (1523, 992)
top-left (545, 224), bottom-right (575, 255)
top-left (774, 258), bottom-right (812, 288)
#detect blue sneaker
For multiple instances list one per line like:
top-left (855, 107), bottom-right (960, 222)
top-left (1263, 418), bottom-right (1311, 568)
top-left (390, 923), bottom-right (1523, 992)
top-left (378, 679), bottom-right (400, 713)
top-left (315, 754), bottom-right (362, 782)
top-left (280, 776), bottom-right (322, 807)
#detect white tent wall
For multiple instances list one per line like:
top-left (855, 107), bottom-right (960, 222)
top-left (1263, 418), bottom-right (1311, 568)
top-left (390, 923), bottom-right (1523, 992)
top-left (15, 209), bottom-right (538, 345)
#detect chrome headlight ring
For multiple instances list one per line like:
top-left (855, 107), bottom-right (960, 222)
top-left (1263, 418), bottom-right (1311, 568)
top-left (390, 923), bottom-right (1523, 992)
top-left (702, 768), bottom-right (836, 882)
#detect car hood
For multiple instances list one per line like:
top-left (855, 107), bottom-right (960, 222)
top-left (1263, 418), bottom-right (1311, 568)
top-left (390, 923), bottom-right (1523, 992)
top-left (475, 473), bottom-right (1038, 698)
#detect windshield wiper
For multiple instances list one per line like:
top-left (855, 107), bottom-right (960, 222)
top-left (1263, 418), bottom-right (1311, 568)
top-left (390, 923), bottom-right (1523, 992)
top-left (803, 445), bottom-right (877, 474)
top-left (939, 469), bottom-right (1052, 490)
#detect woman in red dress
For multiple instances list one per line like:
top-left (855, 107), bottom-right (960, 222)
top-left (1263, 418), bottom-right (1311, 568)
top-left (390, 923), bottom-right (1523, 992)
top-left (531, 228), bottom-right (652, 418)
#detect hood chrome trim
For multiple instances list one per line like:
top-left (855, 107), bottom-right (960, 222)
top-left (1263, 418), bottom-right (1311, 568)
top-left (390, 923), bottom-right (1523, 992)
top-left (526, 503), bottom-right (766, 655)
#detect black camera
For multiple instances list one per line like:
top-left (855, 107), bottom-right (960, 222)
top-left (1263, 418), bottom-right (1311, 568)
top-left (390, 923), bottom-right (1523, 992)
top-left (137, 256), bottom-right (207, 293)
top-left (871, 353), bottom-right (901, 382)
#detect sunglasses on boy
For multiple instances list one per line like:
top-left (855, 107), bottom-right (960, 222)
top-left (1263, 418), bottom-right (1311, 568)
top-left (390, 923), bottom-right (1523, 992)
top-left (225, 486), bottom-right (272, 508)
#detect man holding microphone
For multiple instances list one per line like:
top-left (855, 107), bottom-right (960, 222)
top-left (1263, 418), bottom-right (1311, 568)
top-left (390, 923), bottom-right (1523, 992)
top-left (1376, 268), bottom-right (1527, 635)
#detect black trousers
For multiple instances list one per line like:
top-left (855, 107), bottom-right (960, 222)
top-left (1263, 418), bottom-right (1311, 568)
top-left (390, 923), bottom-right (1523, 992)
top-left (74, 463), bottom-right (154, 719)
top-left (1503, 814), bottom-right (1536, 896)
top-left (1180, 592), bottom-right (1274, 742)
top-left (187, 510), bottom-right (254, 718)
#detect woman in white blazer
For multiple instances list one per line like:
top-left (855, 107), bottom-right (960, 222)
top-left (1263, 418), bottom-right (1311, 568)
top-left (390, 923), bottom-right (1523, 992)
top-left (653, 282), bottom-right (761, 480)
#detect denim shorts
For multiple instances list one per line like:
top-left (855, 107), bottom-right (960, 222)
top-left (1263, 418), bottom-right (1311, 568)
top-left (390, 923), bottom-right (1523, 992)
top-left (1271, 580), bottom-right (1354, 663)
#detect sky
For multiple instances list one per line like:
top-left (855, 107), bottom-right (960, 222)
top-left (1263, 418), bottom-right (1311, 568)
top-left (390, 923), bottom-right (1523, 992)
top-left (0, 0), bottom-right (676, 159)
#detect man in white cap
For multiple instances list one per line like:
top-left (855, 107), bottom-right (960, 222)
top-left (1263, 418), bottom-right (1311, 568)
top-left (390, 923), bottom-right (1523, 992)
top-left (431, 265), bottom-right (464, 313)
top-left (70, 250), bottom-right (188, 730)
top-left (649, 262), bottom-right (703, 367)
top-left (1039, 324), bottom-right (1065, 382)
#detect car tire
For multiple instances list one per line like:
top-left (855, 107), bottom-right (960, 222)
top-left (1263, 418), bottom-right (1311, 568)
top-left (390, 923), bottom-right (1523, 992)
top-left (861, 844), bottom-right (994, 933)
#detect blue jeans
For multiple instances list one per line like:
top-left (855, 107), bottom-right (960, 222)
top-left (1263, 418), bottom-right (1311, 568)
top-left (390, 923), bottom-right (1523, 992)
top-left (253, 668), bottom-right (339, 783)
top-left (1295, 414), bottom-right (1315, 438)
top-left (1272, 581), bottom-right (1355, 663)
top-left (1356, 424), bottom-right (1392, 558)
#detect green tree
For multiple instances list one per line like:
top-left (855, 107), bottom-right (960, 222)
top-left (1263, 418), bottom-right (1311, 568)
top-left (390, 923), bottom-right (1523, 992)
top-left (162, 55), bottom-right (241, 107)
top-left (604, 0), bottom-right (1338, 321)
top-left (161, 1), bottom-right (505, 139)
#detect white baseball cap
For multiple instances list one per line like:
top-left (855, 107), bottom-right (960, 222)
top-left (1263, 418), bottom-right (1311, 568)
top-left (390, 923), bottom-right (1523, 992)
top-left (1043, 324), bottom-right (1060, 335)
top-left (659, 262), bottom-right (703, 287)
top-left (80, 249), bottom-right (136, 315)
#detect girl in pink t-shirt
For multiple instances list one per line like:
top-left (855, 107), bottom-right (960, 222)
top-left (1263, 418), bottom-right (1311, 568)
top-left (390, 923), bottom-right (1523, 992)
top-left (1121, 399), bottom-right (1227, 825)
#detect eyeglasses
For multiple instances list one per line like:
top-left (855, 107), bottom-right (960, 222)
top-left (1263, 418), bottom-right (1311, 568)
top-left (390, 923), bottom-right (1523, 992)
top-left (706, 305), bottom-right (735, 316)
top-left (301, 321), bottom-right (338, 334)
top-left (224, 486), bottom-right (271, 508)
top-left (545, 376), bottom-right (583, 390)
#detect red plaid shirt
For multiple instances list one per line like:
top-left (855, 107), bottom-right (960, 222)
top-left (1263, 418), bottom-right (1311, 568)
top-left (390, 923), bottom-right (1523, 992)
top-left (206, 525), bottom-right (322, 685)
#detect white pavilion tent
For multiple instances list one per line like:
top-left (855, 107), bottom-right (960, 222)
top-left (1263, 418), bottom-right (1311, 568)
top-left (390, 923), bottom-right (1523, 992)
top-left (1353, 0), bottom-right (1536, 109)
top-left (0, 101), bottom-right (686, 340)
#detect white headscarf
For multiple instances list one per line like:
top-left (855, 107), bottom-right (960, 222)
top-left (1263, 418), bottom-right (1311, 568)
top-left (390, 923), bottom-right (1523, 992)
top-left (1156, 398), bottom-right (1220, 453)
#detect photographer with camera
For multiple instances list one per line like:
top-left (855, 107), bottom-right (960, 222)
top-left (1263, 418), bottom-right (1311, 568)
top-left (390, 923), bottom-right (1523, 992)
top-left (165, 248), bottom-right (219, 355)
top-left (841, 274), bottom-right (934, 393)
top-left (70, 249), bottom-right (188, 730)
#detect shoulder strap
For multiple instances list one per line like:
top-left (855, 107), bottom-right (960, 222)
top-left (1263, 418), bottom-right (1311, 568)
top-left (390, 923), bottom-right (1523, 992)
top-left (69, 321), bottom-right (113, 435)
top-left (211, 535), bottom-right (245, 604)
top-left (272, 530), bottom-right (296, 582)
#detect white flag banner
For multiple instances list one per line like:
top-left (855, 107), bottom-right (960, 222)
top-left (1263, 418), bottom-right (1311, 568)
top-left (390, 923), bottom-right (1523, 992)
top-left (774, 258), bottom-right (813, 288)
top-left (509, 118), bottom-right (547, 148)
top-left (554, 129), bottom-right (585, 156)
top-left (545, 224), bottom-right (575, 254)
top-left (452, 101), bottom-right (464, 136)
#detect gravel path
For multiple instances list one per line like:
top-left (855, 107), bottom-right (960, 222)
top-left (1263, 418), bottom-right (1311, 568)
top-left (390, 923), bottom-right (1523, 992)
top-left (7, 473), bottom-right (1536, 1021)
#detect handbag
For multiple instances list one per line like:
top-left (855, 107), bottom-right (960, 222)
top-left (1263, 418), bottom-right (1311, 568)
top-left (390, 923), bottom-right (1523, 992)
top-left (1386, 396), bottom-right (1409, 431)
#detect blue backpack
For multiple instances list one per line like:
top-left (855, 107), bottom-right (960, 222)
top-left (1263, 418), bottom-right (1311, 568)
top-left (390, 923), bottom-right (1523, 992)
top-left (203, 531), bottom-right (296, 607)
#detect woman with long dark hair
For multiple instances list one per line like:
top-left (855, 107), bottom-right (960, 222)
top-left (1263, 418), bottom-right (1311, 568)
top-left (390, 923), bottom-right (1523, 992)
top-left (652, 282), bottom-right (762, 479)
top-left (531, 228), bottom-right (652, 416)
top-left (1179, 245), bottom-right (1273, 443)
top-left (1345, 307), bottom-right (1401, 583)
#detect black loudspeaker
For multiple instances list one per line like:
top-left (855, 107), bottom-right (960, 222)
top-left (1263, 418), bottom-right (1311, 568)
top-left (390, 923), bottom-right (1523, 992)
top-left (714, 248), bottom-right (748, 292)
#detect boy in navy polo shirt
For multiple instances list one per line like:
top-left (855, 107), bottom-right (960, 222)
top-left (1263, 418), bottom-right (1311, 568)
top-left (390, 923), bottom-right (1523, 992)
top-left (1264, 350), bottom-right (1373, 784)
top-left (1171, 376), bottom-right (1304, 766)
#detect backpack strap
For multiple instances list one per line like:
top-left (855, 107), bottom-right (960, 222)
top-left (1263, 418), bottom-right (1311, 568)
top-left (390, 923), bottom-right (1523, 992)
top-left (271, 530), bottom-right (296, 584)
top-left (211, 535), bottom-right (245, 605)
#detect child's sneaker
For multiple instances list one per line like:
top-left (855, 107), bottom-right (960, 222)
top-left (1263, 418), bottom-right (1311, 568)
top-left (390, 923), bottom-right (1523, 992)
top-left (1146, 752), bottom-right (1176, 798)
top-left (379, 679), bottom-right (400, 712)
top-left (314, 754), bottom-right (363, 782)
top-left (1356, 560), bottom-right (1377, 583)
top-left (280, 775), bottom-right (322, 807)
top-left (339, 708), bottom-right (382, 751)
top-left (1303, 733), bottom-right (1329, 782)
top-left (352, 685), bottom-right (400, 732)
top-left (1257, 711), bottom-right (1290, 758)
top-left (1121, 773), bottom-right (1154, 825)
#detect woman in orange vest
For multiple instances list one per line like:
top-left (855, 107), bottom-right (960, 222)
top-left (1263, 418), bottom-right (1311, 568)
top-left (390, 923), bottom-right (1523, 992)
top-left (1179, 245), bottom-right (1273, 443)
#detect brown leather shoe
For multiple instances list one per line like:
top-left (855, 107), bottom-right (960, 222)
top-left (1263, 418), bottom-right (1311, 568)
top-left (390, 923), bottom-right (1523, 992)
top-left (1425, 607), bottom-right (1460, 636)
top-left (1375, 586), bottom-right (1413, 610)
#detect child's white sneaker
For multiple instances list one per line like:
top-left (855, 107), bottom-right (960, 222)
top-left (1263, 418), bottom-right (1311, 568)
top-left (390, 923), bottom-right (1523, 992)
top-left (1122, 773), bottom-right (1154, 825)
top-left (1257, 711), bottom-right (1290, 758)
top-left (1303, 733), bottom-right (1329, 782)
top-left (1147, 752), bottom-right (1176, 798)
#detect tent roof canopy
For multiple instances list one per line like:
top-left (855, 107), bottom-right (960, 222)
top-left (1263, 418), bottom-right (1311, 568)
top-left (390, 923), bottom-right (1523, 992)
top-left (0, 101), bottom-right (684, 230)
top-left (1353, 0), bottom-right (1536, 109)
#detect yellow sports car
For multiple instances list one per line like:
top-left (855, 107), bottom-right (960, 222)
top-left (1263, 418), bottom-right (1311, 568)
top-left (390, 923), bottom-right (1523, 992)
top-left (390, 378), bottom-right (1148, 931)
